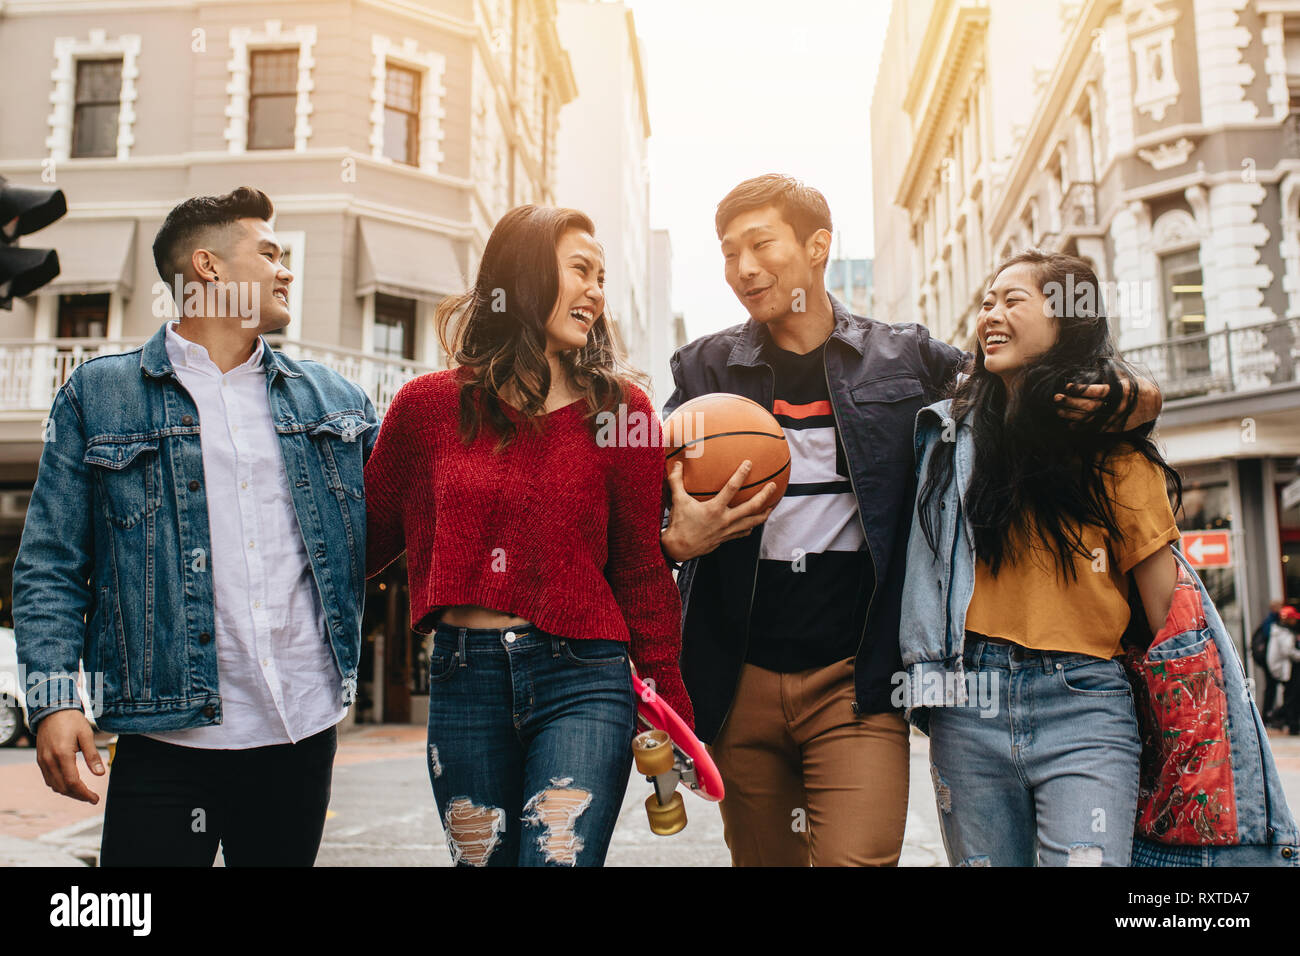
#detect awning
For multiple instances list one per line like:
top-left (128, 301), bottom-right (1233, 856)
top-left (355, 219), bottom-right (464, 303)
top-left (38, 218), bottom-right (136, 297)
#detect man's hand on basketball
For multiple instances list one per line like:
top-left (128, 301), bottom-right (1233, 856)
top-left (661, 459), bottom-right (778, 562)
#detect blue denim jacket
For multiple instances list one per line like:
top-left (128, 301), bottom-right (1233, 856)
top-left (13, 324), bottom-right (377, 734)
top-left (900, 399), bottom-right (1299, 862)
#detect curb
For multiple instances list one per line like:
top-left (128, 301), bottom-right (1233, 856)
top-left (0, 833), bottom-right (88, 867)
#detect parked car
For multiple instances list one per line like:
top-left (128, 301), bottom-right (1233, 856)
top-left (0, 627), bottom-right (28, 746)
top-left (0, 626), bottom-right (97, 747)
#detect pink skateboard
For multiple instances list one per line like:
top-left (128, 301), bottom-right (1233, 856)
top-left (631, 673), bottom-right (724, 835)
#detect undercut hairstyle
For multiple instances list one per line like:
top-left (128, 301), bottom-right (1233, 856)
top-left (917, 249), bottom-right (1182, 582)
top-left (152, 186), bottom-right (274, 287)
top-left (714, 174), bottom-right (833, 243)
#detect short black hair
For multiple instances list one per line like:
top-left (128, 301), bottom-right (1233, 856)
top-left (715, 174), bottom-right (832, 243)
top-left (152, 186), bottom-right (274, 285)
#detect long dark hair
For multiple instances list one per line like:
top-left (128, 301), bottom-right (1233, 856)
top-left (434, 204), bottom-right (648, 451)
top-left (918, 250), bottom-right (1182, 581)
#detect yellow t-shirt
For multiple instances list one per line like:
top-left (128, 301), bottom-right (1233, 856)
top-left (963, 448), bottom-right (1181, 659)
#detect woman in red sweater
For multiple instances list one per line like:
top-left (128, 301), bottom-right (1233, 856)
top-left (364, 204), bottom-right (689, 867)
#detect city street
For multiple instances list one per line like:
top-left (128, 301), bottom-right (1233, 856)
top-left (5, 725), bottom-right (1300, 867)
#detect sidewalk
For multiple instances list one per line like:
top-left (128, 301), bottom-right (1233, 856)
top-left (0, 734), bottom-right (112, 866)
top-left (4, 724), bottom-right (1299, 866)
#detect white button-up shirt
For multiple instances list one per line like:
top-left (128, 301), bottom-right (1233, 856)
top-left (147, 323), bottom-right (344, 749)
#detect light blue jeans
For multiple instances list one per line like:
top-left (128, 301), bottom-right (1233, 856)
top-left (927, 636), bottom-right (1141, 866)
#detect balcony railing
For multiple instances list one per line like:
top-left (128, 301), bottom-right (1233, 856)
top-left (265, 336), bottom-right (438, 415)
top-left (1121, 317), bottom-right (1300, 401)
top-left (0, 336), bottom-right (438, 418)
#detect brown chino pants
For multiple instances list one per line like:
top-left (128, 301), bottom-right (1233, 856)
top-left (709, 657), bottom-right (910, 866)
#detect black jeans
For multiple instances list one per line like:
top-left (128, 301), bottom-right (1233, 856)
top-left (99, 725), bottom-right (337, 867)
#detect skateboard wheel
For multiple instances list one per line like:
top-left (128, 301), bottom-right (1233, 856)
top-left (633, 729), bottom-right (674, 776)
top-left (645, 791), bottom-right (687, 835)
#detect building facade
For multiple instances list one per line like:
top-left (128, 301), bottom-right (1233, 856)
top-left (554, 0), bottom-right (664, 397)
top-left (872, 0), bottom-right (1300, 663)
top-left (647, 226), bottom-right (686, 408)
top-left (0, 0), bottom-right (577, 724)
top-left (826, 257), bottom-right (874, 316)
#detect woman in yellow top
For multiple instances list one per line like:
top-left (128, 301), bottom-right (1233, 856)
top-left (910, 250), bottom-right (1183, 866)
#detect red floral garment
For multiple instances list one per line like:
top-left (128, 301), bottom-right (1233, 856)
top-left (1123, 564), bottom-right (1239, 845)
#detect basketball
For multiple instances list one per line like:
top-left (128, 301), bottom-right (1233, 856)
top-left (662, 393), bottom-right (790, 505)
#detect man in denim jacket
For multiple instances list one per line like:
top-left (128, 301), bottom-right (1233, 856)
top-left (13, 187), bottom-right (377, 866)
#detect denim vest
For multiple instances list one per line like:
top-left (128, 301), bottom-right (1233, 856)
top-left (13, 324), bottom-right (377, 734)
top-left (899, 399), bottom-right (1299, 862)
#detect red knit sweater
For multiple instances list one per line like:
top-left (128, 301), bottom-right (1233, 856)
top-left (365, 367), bottom-right (692, 725)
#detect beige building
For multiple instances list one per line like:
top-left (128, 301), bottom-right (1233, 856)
top-left (0, 0), bottom-right (577, 722)
top-left (872, 0), bottom-right (1300, 658)
top-left (554, 0), bottom-right (667, 399)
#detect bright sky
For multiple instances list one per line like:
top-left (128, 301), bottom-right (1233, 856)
top-left (623, 0), bottom-right (892, 338)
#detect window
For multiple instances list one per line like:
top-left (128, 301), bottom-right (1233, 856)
top-left (1160, 247), bottom-right (1209, 386)
top-left (54, 294), bottom-right (111, 389)
top-left (373, 294), bottom-right (416, 360)
top-left (383, 64), bottom-right (421, 166)
top-left (71, 59), bottom-right (122, 158)
top-left (248, 49), bottom-right (298, 150)
top-left (57, 294), bottom-right (110, 339)
top-left (1162, 248), bottom-right (1205, 339)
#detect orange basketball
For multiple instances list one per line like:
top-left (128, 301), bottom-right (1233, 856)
top-left (662, 393), bottom-right (790, 505)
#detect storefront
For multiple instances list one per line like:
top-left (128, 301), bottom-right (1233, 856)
top-left (360, 559), bottom-right (430, 725)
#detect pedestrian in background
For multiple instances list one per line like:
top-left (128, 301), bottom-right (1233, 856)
top-left (1268, 605), bottom-right (1300, 734)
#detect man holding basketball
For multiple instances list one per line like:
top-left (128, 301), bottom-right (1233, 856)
top-left (659, 174), bottom-right (1161, 866)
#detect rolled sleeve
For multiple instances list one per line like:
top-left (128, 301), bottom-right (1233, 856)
top-left (1107, 450), bottom-right (1182, 575)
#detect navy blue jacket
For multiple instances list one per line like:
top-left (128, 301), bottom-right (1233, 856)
top-left (663, 296), bottom-right (965, 743)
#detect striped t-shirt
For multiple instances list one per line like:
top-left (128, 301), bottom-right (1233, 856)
top-left (746, 339), bottom-right (873, 672)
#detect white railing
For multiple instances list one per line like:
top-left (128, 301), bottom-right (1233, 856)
top-left (0, 336), bottom-right (437, 417)
top-left (265, 336), bottom-right (438, 415)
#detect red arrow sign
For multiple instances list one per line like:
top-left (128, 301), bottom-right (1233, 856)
top-left (1182, 531), bottom-right (1231, 567)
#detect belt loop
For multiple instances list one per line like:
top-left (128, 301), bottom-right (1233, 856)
top-left (551, 636), bottom-right (562, 658)
top-left (457, 627), bottom-right (467, 666)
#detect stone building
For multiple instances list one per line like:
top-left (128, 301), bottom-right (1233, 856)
top-left (0, 0), bottom-right (577, 723)
top-left (872, 0), bottom-right (1300, 658)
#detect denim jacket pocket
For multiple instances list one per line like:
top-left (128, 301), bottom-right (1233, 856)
top-left (83, 437), bottom-right (160, 529)
top-left (309, 415), bottom-right (371, 501)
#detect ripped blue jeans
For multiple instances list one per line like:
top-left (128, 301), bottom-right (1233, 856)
top-left (424, 622), bottom-right (636, 867)
top-left (927, 637), bottom-right (1142, 866)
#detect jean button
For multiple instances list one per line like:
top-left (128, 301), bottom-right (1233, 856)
top-left (505, 631), bottom-right (516, 643)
